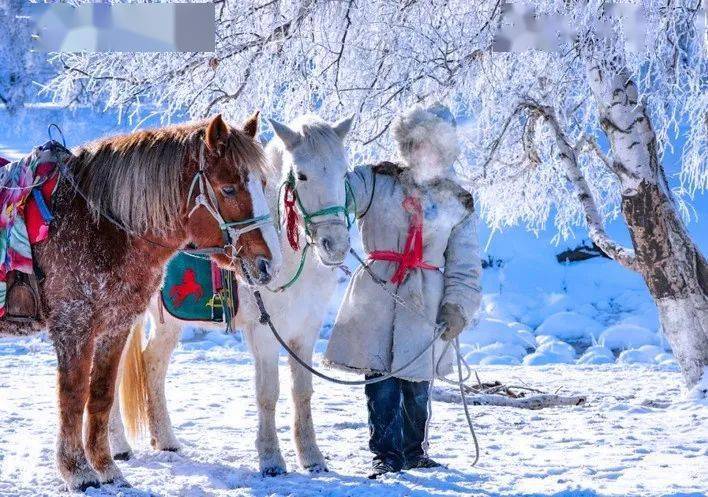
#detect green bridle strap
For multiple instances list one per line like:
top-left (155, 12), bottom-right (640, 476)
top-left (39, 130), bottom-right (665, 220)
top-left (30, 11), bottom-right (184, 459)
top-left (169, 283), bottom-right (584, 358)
top-left (276, 170), bottom-right (355, 236)
top-left (269, 170), bottom-right (355, 292)
top-left (220, 214), bottom-right (272, 231)
top-left (268, 243), bottom-right (310, 292)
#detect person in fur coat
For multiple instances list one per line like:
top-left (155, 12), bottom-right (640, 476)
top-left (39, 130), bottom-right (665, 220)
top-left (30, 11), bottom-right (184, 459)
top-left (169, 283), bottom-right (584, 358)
top-left (324, 103), bottom-right (482, 478)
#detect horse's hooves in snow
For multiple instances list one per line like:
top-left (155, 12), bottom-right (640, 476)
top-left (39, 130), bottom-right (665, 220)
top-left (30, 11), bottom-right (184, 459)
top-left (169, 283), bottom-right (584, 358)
top-left (113, 451), bottom-right (133, 461)
top-left (306, 463), bottom-right (329, 474)
top-left (261, 466), bottom-right (287, 477)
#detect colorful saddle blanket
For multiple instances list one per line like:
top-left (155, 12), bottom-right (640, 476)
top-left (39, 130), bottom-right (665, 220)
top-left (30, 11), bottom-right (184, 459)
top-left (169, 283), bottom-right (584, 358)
top-left (161, 252), bottom-right (238, 323)
top-left (0, 142), bottom-right (71, 318)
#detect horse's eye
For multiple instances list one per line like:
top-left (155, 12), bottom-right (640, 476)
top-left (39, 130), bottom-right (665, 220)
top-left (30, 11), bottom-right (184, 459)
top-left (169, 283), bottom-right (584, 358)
top-left (221, 185), bottom-right (237, 197)
top-left (297, 172), bottom-right (308, 181)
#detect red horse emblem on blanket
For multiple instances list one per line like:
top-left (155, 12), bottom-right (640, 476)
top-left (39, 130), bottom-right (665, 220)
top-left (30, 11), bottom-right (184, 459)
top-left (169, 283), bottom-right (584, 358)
top-left (169, 269), bottom-right (203, 307)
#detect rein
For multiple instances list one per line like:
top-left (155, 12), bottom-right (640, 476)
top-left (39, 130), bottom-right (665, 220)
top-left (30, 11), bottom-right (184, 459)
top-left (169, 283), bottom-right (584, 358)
top-left (269, 170), bottom-right (355, 292)
top-left (239, 247), bottom-right (480, 466)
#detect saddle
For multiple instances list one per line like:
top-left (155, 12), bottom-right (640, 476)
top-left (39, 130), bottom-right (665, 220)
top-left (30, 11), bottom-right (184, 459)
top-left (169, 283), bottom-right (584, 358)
top-left (0, 141), bottom-right (70, 335)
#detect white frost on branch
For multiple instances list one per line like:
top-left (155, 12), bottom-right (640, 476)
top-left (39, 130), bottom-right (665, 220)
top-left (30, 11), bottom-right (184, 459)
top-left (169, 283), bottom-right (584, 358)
top-left (43, 0), bottom-right (706, 238)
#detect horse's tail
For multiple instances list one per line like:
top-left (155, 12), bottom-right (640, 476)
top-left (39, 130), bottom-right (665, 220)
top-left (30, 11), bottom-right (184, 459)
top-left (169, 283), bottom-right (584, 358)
top-left (119, 316), bottom-right (150, 440)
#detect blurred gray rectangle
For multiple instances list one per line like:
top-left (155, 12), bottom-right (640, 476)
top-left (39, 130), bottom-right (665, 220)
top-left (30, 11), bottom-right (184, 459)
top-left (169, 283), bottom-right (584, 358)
top-left (28, 3), bottom-right (214, 52)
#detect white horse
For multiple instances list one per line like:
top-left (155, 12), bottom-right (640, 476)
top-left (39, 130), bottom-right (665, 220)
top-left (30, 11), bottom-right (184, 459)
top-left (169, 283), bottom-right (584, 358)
top-left (108, 114), bottom-right (354, 476)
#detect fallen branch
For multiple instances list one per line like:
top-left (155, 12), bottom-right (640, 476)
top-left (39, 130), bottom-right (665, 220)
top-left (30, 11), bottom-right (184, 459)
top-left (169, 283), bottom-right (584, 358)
top-left (432, 382), bottom-right (587, 410)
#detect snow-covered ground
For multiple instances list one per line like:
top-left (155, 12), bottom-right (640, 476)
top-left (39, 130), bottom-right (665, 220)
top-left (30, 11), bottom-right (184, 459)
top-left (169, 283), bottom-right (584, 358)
top-left (1, 336), bottom-right (707, 497)
top-left (1, 106), bottom-right (707, 496)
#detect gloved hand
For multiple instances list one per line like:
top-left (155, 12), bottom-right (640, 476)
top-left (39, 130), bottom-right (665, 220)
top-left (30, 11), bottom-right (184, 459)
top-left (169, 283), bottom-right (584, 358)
top-left (437, 303), bottom-right (466, 341)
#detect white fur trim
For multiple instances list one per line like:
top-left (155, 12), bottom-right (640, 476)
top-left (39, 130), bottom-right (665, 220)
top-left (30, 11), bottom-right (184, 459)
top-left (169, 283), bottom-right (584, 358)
top-left (392, 105), bottom-right (460, 171)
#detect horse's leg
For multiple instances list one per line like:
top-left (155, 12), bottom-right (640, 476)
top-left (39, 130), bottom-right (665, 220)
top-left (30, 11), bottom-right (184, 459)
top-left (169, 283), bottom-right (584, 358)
top-left (53, 325), bottom-right (101, 491)
top-left (108, 382), bottom-right (133, 460)
top-left (245, 322), bottom-right (286, 476)
top-left (287, 333), bottom-right (327, 473)
top-left (85, 329), bottom-right (130, 486)
top-left (142, 308), bottom-right (182, 451)
top-left (108, 331), bottom-right (133, 460)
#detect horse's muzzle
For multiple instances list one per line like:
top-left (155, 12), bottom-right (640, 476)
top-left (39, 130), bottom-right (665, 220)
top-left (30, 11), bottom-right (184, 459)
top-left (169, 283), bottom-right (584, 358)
top-left (313, 222), bottom-right (350, 266)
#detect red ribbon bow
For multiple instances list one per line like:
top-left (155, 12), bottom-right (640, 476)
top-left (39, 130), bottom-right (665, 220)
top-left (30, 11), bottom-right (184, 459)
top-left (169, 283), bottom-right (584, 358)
top-left (283, 183), bottom-right (300, 251)
top-left (369, 195), bottom-right (438, 284)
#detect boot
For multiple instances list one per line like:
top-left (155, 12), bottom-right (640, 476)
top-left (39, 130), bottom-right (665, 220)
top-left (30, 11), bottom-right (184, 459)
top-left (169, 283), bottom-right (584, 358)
top-left (368, 456), bottom-right (403, 479)
top-left (406, 456), bottom-right (443, 469)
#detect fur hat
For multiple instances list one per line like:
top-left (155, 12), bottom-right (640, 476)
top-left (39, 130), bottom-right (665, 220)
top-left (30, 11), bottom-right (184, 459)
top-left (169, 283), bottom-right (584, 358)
top-left (392, 102), bottom-right (460, 171)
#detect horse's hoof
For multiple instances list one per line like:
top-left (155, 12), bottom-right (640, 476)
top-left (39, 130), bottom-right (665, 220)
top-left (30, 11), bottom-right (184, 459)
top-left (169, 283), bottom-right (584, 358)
top-left (66, 479), bottom-right (100, 493)
top-left (105, 477), bottom-right (132, 488)
top-left (152, 437), bottom-right (182, 452)
top-left (261, 466), bottom-right (287, 477)
top-left (62, 467), bottom-right (101, 493)
top-left (306, 463), bottom-right (329, 474)
top-left (113, 451), bottom-right (133, 461)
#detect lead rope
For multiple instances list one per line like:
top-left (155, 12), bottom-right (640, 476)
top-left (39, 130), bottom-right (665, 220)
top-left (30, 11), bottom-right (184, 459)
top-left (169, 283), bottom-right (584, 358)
top-left (239, 250), bottom-right (481, 466)
top-left (349, 247), bottom-right (479, 466)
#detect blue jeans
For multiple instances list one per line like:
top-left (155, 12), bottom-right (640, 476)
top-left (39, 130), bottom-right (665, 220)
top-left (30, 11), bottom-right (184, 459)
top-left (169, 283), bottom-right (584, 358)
top-left (364, 375), bottom-right (431, 467)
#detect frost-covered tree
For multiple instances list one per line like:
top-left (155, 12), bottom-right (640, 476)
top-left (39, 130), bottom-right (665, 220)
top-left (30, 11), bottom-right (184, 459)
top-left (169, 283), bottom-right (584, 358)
top-left (46, 0), bottom-right (707, 394)
top-left (0, 0), bottom-right (39, 112)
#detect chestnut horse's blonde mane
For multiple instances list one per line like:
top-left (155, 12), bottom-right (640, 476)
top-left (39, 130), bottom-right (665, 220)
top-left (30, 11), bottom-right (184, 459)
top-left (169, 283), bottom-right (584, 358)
top-left (70, 119), bottom-right (267, 234)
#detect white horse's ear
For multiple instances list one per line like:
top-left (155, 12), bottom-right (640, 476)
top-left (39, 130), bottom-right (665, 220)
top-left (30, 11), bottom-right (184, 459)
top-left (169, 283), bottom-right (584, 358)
top-left (269, 119), bottom-right (300, 150)
top-left (332, 114), bottom-right (354, 140)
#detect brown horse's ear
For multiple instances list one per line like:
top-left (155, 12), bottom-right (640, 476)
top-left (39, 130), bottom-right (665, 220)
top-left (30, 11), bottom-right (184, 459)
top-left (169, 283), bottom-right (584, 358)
top-left (242, 110), bottom-right (260, 138)
top-left (206, 114), bottom-right (229, 154)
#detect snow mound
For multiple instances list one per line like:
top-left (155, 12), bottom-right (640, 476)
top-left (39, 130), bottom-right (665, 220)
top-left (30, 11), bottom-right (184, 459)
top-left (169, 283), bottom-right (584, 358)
top-left (515, 329), bottom-right (537, 349)
top-left (535, 311), bottom-right (603, 342)
top-left (599, 324), bottom-right (659, 350)
top-left (537, 340), bottom-right (576, 360)
top-left (479, 342), bottom-right (529, 359)
top-left (506, 322), bottom-right (536, 348)
top-left (523, 350), bottom-right (575, 365)
top-left (688, 367), bottom-right (708, 401)
top-left (461, 318), bottom-right (530, 348)
top-left (617, 345), bottom-right (667, 365)
top-left (462, 342), bottom-right (529, 365)
top-left (536, 335), bottom-right (559, 345)
top-left (523, 339), bottom-right (576, 365)
top-left (617, 307), bottom-right (659, 332)
top-left (480, 355), bottom-right (521, 365)
top-left (577, 345), bottom-right (615, 365)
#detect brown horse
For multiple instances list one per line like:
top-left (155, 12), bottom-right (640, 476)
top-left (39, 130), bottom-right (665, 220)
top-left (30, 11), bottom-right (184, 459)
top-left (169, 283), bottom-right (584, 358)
top-left (15, 113), bottom-right (279, 491)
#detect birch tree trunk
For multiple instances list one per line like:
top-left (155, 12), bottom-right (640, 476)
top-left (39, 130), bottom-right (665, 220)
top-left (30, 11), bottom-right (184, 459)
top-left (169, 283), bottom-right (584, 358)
top-left (586, 62), bottom-right (708, 395)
